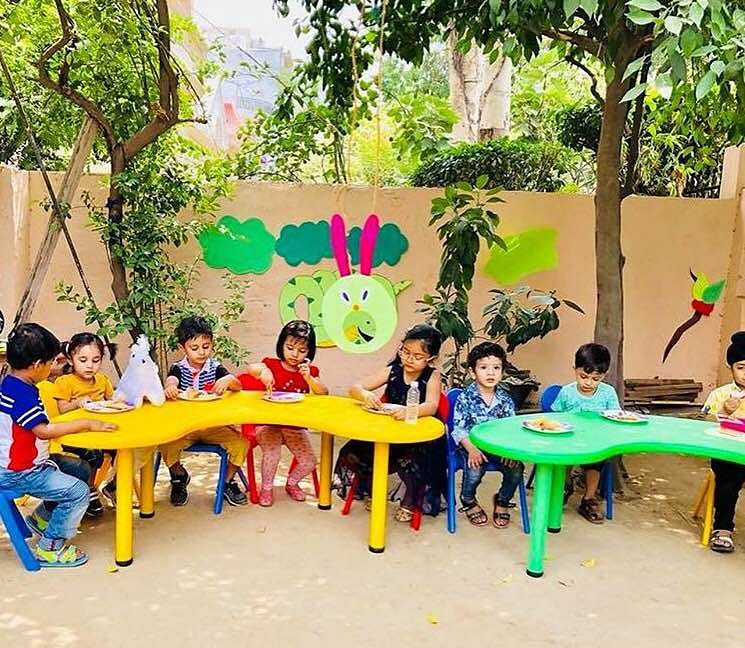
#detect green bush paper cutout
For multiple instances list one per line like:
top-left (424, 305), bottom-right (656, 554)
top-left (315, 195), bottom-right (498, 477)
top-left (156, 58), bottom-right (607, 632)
top-left (199, 216), bottom-right (276, 275)
top-left (485, 228), bottom-right (559, 285)
top-left (347, 223), bottom-right (409, 268)
top-left (275, 221), bottom-right (333, 267)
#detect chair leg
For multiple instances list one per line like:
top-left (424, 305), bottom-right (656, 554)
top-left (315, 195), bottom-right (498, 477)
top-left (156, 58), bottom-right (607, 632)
top-left (153, 452), bottom-right (162, 481)
top-left (702, 475), bottom-right (715, 546)
top-left (526, 465), bottom-right (536, 489)
top-left (311, 469), bottom-right (320, 498)
top-left (214, 451), bottom-right (228, 515)
top-left (692, 471), bottom-right (713, 518)
top-left (236, 468), bottom-right (248, 489)
top-left (603, 464), bottom-right (614, 521)
top-left (0, 496), bottom-right (40, 572)
top-left (446, 460), bottom-right (457, 534)
top-left (341, 474), bottom-right (359, 515)
top-left (246, 445), bottom-right (259, 505)
top-left (518, 475), bottom-right (531, 534)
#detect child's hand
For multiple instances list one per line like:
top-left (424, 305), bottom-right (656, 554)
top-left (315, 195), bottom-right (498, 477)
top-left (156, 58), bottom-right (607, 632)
top-left (164, 384), bottom-right (179, 400)
top-left (724, 396), bottom-right (743, 415)
top-left (87, 419), bottom-right (118, 432)
top-left (259, 368), bottom-right (275, 393)
top-left (76, 396), bottom-right (91, 409)
top-left (467, 446), bottom-right (486, 469)
top-left (212, 376), bottom-right (230, 395)
top-left (392, 408), bottom-right (406, 421)
top-left (363, 390), bottom-right (384, 410)
top-left (298, 360), bottom-right (311, 379)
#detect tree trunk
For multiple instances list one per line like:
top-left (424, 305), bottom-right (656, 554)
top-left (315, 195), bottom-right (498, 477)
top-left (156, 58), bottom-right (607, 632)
top-left (12, 117), bottom-right (98, 327)
top-left (448, 34), bottom-right (511, 142)
top-left (593, 69), bottom-right (631, 398)
top-left (106, 144), bottom-right (135, 337)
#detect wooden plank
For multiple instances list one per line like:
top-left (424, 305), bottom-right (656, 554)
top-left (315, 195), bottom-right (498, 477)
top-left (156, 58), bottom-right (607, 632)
top-left (11, 117), bottom-right (98, 327)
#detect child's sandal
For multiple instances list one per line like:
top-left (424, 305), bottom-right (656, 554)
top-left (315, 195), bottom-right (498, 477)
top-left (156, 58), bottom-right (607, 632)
top-left (258, 487), bottom-right (274, 507)
top-left (578, 497), bottom-right (604, 524)
top-left (459, 501), bottom-right (488, 526)
top-left (394, 505), bottom-right (415, 523)
top-left (711, 529), bottom-right (735, 553)
top-left (33, 543), bottom-right (89, 568)
top-left (492, 494), bottom-right (510, 528)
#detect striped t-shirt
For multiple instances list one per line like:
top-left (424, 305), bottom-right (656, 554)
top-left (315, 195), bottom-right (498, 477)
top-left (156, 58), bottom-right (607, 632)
top-left (167, 357), bottom-right (230, 391)
top-left (0, 376), bottom-right (50, 471)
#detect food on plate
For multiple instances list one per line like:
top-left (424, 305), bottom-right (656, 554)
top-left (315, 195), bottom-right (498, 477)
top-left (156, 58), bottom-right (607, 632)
top-left (526, 417), bottom-right (564, 431)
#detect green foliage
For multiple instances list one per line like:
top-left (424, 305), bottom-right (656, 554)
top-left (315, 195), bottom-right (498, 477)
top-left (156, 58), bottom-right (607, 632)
top-left (555, 103), bottom-right (602, 152)
top-left (483, 287), bottom-right (585, 353)
top-left (55, 134), bottom-right (248, 370)
top-left (410, 137), bottom-right (575, 192)
top-left (381, 50), bottom-right (449, 100)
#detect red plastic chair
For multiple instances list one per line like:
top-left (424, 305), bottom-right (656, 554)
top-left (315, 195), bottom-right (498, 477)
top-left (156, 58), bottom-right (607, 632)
top-left (237, 373), bottom-right (320, 504)
top-left (341, 393), bottom-right (449, 531)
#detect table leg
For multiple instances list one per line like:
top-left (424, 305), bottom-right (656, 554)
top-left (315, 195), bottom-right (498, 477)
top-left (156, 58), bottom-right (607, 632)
top-left (527, 463), bottom-right (553, 578)
top-left (547, 464), bottom-right (566, 533)
top-left (115, 448), bottom-right (134, 567)
top-left (318, 432), bottom-right (334, 510)
top-left (139, 449), bottom-right (155, 519)
top-left (368, 442), bottom-right (390, 554)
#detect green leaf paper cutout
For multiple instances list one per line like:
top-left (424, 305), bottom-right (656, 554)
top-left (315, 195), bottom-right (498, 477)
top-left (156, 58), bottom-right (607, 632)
top-left (199, 215), bottom-right (276, 275)
top-left (484, 228), bottom-right (559, 285)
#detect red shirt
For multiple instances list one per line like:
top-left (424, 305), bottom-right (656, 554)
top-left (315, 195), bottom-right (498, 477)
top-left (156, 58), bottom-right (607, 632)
top-left (262, 357), bottom-right (319, 393)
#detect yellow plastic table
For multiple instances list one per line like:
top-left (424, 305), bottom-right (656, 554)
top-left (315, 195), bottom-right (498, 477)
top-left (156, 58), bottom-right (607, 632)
top-left (470, 411), bottom-right (745, 578)
top-left (57, 392), bottom-right (443, 564)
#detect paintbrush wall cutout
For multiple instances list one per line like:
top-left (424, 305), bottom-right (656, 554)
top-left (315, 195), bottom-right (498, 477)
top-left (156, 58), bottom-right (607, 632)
top-left (662, 270), bottom-right (725, 362)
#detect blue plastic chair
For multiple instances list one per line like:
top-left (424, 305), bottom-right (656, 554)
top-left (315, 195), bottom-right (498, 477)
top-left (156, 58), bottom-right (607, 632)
top-left (154, 445), bottom-right (248, 515)
top-left (445, 388), bottom-right (530, 534)
top-left (527, 384), bottom-right (614, 520)
top-left (0, 489), bottom-right (40, 572)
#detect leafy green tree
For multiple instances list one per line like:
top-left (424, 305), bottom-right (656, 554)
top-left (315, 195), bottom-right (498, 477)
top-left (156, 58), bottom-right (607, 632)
top-left (274, 0), bottom-right (745, 391)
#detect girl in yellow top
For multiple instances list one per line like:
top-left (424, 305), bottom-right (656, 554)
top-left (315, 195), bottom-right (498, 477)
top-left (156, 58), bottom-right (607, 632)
top-left (53, 333), bottom-right (116, 517)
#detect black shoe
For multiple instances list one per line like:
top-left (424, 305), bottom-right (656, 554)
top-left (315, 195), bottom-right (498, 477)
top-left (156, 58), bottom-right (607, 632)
top-left (101, 481), bottom-right (117, 507)
top-left (224, 480), bottom-right (247, 506)
top-left (85, 491), bottom-right (104, 518)
top-left (170, 474), bottom-right (190, 506)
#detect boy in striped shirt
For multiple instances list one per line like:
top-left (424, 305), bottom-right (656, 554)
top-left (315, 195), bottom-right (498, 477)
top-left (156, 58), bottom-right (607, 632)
top-left (0, 324), bottom-right (115, 568)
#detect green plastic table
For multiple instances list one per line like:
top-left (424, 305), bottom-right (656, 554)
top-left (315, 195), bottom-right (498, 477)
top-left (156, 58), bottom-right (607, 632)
top-left (470, 411), bottom-right (745, 578)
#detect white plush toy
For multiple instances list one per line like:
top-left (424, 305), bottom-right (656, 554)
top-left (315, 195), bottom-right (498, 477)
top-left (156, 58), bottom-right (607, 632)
top-left (113, 335), bottom-right (165, 407)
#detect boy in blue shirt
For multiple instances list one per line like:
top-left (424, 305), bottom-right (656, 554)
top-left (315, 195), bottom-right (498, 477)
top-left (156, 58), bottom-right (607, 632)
top-left (451, 342), bottom-right (522, 528)
top-left (0, 324), bottom-right (115, 567)
top-left (552, 343), bottom-right (620, 523)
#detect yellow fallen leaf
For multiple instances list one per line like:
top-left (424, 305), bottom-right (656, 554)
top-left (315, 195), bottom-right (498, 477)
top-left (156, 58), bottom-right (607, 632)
top-left (581, 559), bottom-right (597, 568)
top-left (107, 565), bottom-right (119, 573)
top-left (544, 554), bottom-right (554, 562)
top-left (426, 614), bottom-right (439, 625)
top-left (499, 574), bottom-right (513, 584)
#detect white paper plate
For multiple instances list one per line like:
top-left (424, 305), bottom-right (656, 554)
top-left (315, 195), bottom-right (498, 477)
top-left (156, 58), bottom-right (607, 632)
top-left (262, 392), bottom-right (305, 403)
top-left (522, 419), bottom-right (573, 434)
top-left (601, 409), bottom-right (648, 424)
top-left (83, 400), bottom-right (134, 414)
top-left (177, 391), bottom-right (222, 402)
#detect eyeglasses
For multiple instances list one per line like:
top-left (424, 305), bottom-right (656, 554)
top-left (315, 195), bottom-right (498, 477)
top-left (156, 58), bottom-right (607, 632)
top-left (399, 347), bottom-right (431, 362)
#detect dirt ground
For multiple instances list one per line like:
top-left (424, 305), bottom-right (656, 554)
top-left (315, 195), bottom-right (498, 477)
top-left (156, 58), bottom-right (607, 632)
top-left (2, 445), bottom-right (745, 648)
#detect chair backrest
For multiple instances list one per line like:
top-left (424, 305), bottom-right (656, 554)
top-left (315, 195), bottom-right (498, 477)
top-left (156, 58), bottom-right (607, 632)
top-left (540, 384), bottom-right (562, 413)
top-left (445, 388), bottom-right (462, 453)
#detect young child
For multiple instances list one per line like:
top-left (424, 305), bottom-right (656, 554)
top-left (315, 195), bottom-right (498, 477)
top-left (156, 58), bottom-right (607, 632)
top-left (336, 324), bottom-right (445, 522)
top-left (551, 342), bottom-right (620, 524)
top-left (52, 333), bottom-right (115, 515)
top-left (247, 320), bottom-right (328, 506)
top-left (702, 331), bottom-right (745, 553)
top-left (161, 316), bottom-right (248, 507)
top-left (451, 341), bottom-right (522, 528)
top-left (0, 323), bottom-right (116, 567)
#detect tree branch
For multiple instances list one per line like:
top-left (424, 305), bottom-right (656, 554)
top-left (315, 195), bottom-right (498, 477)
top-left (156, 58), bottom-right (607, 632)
top-left (36, 0), bottom-right (117, 151)
top-left (542, 29), bottom-right (601, 57)
top-left (566, 55), bottom-right (604, 106)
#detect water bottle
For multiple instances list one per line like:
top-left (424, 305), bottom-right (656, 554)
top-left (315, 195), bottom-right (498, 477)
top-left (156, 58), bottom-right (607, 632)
top-left (405, 381), bottom-right (419, 425)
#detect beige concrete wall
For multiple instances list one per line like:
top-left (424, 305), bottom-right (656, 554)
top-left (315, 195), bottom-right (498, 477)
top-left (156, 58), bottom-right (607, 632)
top-left (2, 162), bottom-right (742, 398)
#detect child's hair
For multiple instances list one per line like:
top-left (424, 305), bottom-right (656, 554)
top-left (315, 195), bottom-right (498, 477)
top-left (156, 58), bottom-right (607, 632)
top-left (574, 343), bottom-right (611, 374)
top-left (726, 332), bottom-right (745, 366)
top-left (175, 316), bottom-right (214, 345)
top-left (467, 341), bottom-right (506, 369)
top-left (62, 332), bottom-right (114, 361)
top-left (276, 320), bottom-right (316, 361)
top-left (6, 323), bottom-right (61, 370)
top-left (392, 324), bottom-right (443, 365)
